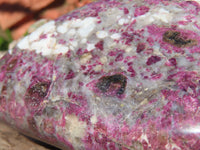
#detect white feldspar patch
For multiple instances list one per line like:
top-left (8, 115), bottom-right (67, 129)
top-left (90, 115), bottom-right (98, 124)
top-left (110, 33), bottom-right (121, 39)
top-left (53, 44), bottom-right (69, 55)
top-left (50, 95), bottom-right (63, 102)
top-left (77, 17), bottom-right (97, 38)
top-left (94, 65), bottom-right (102, 71)
top-left (17, 36), bottom-right (30, 50)
top-left (87, 43), bottom-right (95, 51)
top-left (65, 115), bottom-right (87, 139)
top-left (17, 21), bottom-right (56, 56)
top-left (125, 47), bottom-right (135, 53)
top-left (80, 53), bottom-right (92, 64)
top-left (96, 31), bottom-right (108, 39)
top-left (152, 44), bottom-right (165, 56)
top-left (136, 12), bottom-right (155, 27)
top-left (139, 133), bottom-right (149, 144)
top-left (136, 7), bottom-right (173, 28)
top-left (57, 21), bottom-right (70, 34)
top-left (81, 38), bottom-right (87, 44)
top-left (100, 56), bottom-right (108, 64)
top-left (69, 46), bottom-right (74, 50)
top-left (181, 125), bottom-right (200, 134)
top-left (118, 18), bottom-right (130, 25)
top-left (17, 18), bottom-right (97, 56)
top-left (165, 143), bottom-right (181, 150)
top-left (152, 8), bottom-right (172, 23)
top-left (116, 15), bottom-right (122, 20)
top-left (70, 19), bottom-right (82, 28)
top-left (65, 115), bottom-right (87, 149)
top-left (30, 36), bottom-right (56, 56)
top-left (67, 29), bottom-right (76, 36)
top-left (13, 82), bottom-right (27, 105)
top-left (69, 40), bottom-right (78, 49)
top-left (29, 21), bottom-right (56, 42)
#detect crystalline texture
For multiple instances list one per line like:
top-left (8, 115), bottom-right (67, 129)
top-left (0, 0), bottom-right (200, 150)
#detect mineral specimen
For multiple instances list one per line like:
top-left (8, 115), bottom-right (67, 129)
top-left (0, 0), bottom-right (200, 150)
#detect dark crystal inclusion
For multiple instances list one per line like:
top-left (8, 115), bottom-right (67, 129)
top-left (96, 74), bottom-right (127, 95)
top-left (163, 30), bottom-right (197, 47)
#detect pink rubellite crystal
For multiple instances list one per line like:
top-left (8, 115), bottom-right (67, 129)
top-left (0, 0), bottom-right (200, 149)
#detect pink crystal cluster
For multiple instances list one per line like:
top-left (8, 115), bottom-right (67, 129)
top-left (0, 0), bottom-right (200, 150)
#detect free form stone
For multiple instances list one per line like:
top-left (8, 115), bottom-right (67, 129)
top-left (0, 0), bottom-right (200, 150)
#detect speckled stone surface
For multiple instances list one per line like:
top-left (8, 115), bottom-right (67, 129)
top-left (0, 0), bottom-right (200, 150)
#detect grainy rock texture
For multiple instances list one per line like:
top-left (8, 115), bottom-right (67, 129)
top-left (0, 0), bottom-right (200, 150)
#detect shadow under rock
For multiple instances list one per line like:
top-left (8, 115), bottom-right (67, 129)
top-left (25, 135), bottom-right (61, 150)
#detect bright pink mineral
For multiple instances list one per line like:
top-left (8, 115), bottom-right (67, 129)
top-left (0, 0), bottom-right (200, 150)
